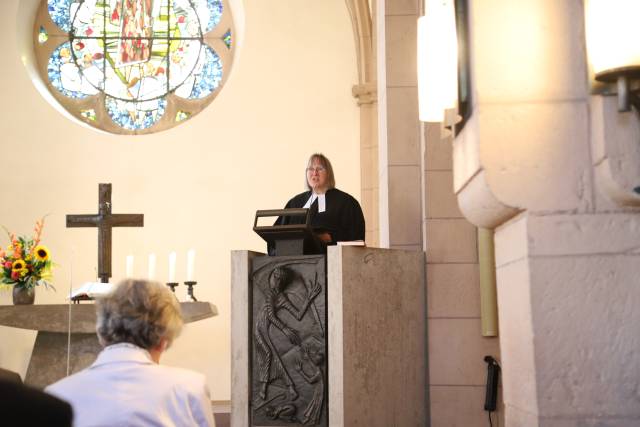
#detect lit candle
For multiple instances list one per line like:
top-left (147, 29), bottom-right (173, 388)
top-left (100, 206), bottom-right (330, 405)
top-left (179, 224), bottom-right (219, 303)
top-left (148, 253), bottom-right (156, 280)
top-left (186, 249), bottom-right (196, 281)
top-left (126, 255), bottom-right (134, 277)
top-left (168, 251), bottom-right (176, 282)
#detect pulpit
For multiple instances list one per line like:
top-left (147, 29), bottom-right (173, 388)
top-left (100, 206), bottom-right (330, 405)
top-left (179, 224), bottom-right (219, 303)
top-left (0, 302), bottom-right (217, 389)
top-left (231, 243), bottom-right (427, 426)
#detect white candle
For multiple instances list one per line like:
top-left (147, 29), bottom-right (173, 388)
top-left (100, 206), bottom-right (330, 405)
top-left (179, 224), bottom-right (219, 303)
top-left (126, 255), bottom-right (134, 277)
top-left (186, 249), bottom-right (196, 281)
top-left (148, 253), bottom-right (156, 280)
top-left (168, 251), bottom-right (176, 282)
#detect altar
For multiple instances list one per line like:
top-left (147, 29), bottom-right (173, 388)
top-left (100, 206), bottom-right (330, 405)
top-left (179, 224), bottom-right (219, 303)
top-left (0, 301), bottom-right (217, 389)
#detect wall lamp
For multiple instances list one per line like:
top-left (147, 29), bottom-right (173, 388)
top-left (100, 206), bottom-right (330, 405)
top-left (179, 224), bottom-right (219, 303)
top-left (417, 0), bottom-right (458, 123)
top-left (585, 0), bottom-right (640, 113)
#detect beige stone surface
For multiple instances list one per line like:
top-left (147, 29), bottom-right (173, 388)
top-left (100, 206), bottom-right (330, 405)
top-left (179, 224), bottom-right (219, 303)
top-left (390, 243), bottom-right (421, 251)
top-left (426, 170), bottom-right (463, 218)
top-left (425, 123), bottom-right (453, 171)
top-left (426, 263), bottom-right (480, 318)
top-left (385, 0), bottom-right (419, 16)
top-left (456, 169), bottom-right (521, 229)
top-left (479, 102), bottom-right (594, 213)
top-left (472, 0), bottom-right (588, 104)
top-left (329, 246), bottom-right (427, 427)
top-left (425, 219), bottom-right (477, 263)
top-left (452, 114), bottom-right (481, 191)
top-left (361, 189), bottom-right (379, 244)
top-left (360, 102), bottom-right (378, 149)
top-left (389, 165), bottom-right (422, 246)
top-left (494, 213), bottom-right (528, 268)
top-left (230, 250), bottom-right (263, 427)
top-left (529, 255), bottom-right (640, 418)
top-left (428, 318), bottom-right (500, 386)
top-left (527, 213), bottom-right (640, 257)
top-left (365, 230), bottom-right (377, 245)
top-left (384, 15), bottom-right (417, 87)
top-left (360, 145), bottom-right (377, 190)
top-left (387, 86), bottom-right (420, 165)
top-left (495, 259), bottom-right (538, 415)
top-left (504, 405), bottom-right (541, 427)
top-left (430, 385), bottom-right (500, 427)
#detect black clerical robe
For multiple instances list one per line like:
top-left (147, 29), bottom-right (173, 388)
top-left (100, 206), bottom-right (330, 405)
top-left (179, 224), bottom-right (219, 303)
top-left (277, 188), bottom-right (365, 244)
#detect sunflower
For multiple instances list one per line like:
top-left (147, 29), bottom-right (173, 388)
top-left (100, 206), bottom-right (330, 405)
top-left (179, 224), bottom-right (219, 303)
top-left (12, 259), bottom-right (26, 271)
top-left (34, 245), bottom-right (50, 262)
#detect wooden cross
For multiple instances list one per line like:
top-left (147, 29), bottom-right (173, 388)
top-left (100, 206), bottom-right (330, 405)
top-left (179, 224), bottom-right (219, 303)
top-left (66, 183), bottom-right (144, 283)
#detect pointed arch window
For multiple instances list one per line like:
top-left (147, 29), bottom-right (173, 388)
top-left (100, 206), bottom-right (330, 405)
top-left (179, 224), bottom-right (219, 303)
top-left (36, 0), bottom-right (235, 134)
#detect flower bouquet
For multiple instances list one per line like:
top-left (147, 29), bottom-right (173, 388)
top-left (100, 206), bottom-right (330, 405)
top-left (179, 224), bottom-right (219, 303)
top-left (1, 218), bottom-right (55, 304)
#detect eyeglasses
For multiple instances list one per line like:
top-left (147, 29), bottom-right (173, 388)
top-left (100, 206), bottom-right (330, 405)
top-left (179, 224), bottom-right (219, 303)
top-left (306, 166), bottom-right (326, 173)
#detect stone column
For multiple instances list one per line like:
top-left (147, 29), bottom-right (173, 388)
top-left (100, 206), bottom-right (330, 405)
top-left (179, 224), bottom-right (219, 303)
top-left (453, 1), bottom-right (640, 425)
top-left (377, 0), bottom-right (422, 250)
top-left (346, 0), bottom-right (379, 247)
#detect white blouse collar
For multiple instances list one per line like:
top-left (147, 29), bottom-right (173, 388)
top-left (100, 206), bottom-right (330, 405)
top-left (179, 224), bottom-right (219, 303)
top-left (303, 192), bottom-right (326, 212)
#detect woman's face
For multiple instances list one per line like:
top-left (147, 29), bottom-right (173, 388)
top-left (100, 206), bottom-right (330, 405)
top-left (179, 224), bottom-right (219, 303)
top-left (306, 158), bottom-right (328, 193)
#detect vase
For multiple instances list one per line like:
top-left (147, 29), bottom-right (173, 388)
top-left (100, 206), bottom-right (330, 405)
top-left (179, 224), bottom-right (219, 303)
top-left (12, 286), bottom-right (35, 305)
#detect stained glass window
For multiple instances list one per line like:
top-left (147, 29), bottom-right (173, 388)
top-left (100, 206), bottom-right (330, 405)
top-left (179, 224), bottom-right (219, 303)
top-left (36, 0), bottom-right (235, 134)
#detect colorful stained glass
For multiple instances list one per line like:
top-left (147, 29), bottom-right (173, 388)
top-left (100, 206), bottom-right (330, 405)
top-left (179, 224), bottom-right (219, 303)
top-left (48, 42), bottom-right (99, 99)
top-left (174, 45), bottom-right (222, 99)
top-left (80, 109), bottom-right (97, 121)
top-left (204, 0), bottom-right (224, 32)
top-left (38, 26), bottom-right (49, 44)
top-left (223, 29), bottom-right (231, 49)
top-left (175, 0), bottom-right (223, 33)
top-left (175, 110), bottom-right (191, 122)
top-left (48, 0), bottom-right (77, 32)
top-left (43, 0), bottom-right (232, 132)
top-left (105, 96), bottom-right (167, 130)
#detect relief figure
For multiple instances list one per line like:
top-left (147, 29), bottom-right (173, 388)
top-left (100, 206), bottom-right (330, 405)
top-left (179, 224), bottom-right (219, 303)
top-left (254, 265), bottom-right (321, 401)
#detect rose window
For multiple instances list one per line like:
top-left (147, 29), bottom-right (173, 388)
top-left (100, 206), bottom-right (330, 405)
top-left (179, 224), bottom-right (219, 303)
top-left (35, 0), bottom-right (235, 134)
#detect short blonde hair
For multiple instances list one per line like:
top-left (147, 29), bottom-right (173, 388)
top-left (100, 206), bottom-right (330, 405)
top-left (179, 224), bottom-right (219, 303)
top-left (305, 153), bottom-right (336, 190)
top-left (96, 279), bottom-right (183, 350)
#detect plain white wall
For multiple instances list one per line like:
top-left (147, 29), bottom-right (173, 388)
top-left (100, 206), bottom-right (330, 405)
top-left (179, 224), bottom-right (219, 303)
top-left (0, 0), bottom-right (359, 400)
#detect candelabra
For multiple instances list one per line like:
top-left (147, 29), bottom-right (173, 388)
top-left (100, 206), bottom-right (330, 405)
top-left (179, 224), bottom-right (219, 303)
top-left (184, 281), bottom-right (198, 302)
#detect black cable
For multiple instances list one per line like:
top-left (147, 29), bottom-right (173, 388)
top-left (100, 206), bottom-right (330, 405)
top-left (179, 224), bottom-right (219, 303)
top-left (488, 411), bottom-right (493, 427)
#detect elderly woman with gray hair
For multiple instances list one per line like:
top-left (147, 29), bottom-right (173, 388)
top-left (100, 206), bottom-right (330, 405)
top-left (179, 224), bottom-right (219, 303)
top-left (46, 279), bottom-right (215, 427)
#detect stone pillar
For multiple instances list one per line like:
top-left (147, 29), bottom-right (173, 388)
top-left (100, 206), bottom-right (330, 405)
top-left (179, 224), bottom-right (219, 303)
top-left (453, 1), bottom-right (640, 425)
top-left (377, 0), bottom-right (422, 250)
top-left (346, 0), bottom-right (379, 247)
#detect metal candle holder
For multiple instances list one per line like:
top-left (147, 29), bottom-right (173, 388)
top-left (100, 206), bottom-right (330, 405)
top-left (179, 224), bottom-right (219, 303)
top-left (166, 282), bottom-right (179, 293)
top-left (184, 281), bottom-right (198, 301)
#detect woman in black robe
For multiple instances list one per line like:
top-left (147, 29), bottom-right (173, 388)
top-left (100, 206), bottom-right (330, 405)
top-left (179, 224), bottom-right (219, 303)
top-left (276, 153), bottom-right (365, 245)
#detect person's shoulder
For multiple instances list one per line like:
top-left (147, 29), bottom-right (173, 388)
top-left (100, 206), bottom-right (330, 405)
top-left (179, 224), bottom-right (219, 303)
top-left (46, 369), bottom-right (93, 396)
top-left (155, 365), bottom-right (208, 390)
top-left (287, 190), bottom-right (312, 207)
top-left (327, 188), bottom-right (359, 204)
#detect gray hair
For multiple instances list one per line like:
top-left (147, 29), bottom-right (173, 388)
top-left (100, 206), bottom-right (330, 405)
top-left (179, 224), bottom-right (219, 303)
top-left (96, 279), bottom-right (183, 350)
top-left (305, 153), bottom-right (336, 191)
